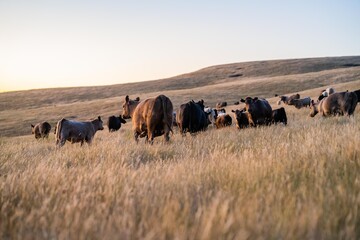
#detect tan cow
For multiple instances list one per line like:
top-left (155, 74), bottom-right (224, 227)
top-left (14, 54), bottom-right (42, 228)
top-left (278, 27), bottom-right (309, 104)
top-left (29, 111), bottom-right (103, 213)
top-left (122, 95), bottom-right (173, 144)
top-left (215, 114), bottom-right (232, 129)
top-left (55, 116), bottom-right (104, 147)
top-left (310, 91), bottom-right (358, 117)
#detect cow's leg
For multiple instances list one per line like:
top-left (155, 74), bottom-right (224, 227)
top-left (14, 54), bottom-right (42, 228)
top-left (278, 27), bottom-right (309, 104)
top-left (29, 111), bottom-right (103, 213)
top-left (134, 131), bottom-right (140, 143)
top-left (148, 130), bottom-right (155, 145)
top-left (163, 123), bottom-right (170, 142)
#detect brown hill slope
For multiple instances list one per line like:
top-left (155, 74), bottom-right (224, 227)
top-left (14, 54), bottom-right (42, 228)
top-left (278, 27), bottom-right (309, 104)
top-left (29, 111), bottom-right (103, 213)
top-left (1, 56), bottom-right (360, 137)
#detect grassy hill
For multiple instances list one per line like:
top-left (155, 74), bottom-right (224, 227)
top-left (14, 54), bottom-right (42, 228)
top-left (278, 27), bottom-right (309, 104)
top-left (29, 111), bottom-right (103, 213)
top-left (1, 55), bottom-right (360, 137)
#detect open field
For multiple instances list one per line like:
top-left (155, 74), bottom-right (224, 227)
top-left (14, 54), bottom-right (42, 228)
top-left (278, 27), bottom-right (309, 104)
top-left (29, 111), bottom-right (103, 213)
top-left (1, 56), bottom-right (360, 239)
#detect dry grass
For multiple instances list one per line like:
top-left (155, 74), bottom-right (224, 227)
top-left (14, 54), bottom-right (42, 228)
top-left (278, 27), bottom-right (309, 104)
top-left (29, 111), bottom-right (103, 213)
top-left (1, 101), bottom-right (360, 239)
top-left (1, 57), bottom-right (360, 239)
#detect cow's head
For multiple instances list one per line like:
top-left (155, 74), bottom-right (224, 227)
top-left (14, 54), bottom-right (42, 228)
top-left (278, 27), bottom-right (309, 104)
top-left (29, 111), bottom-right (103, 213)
top-left (122, 95), bottom-right (140, 119)
top-left (31, 124), bottom-right (41, 139)
top-left (118, 115), bottom-right (127, 124)
top-left (196, 99), bottom-right (205, 110)
top-left (309, 100), bottom-right (319, 117)
top-left (240, 97), bottom-right (258, 114)
top-left (97, 116), bottom-right (104, 130)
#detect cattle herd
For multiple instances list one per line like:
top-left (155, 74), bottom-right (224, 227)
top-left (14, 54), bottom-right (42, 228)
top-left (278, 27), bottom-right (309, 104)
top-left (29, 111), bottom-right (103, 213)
top-left (31, 88), bottom-right (360, 147)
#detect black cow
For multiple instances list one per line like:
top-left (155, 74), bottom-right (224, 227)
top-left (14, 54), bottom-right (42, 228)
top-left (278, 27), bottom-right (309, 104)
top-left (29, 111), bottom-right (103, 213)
top-left (231, 109), bottom-right (249, 129)
top-left (240, 97), bottom-right (272, 126)
top-left (354, 89), bottom-right (360, 103)
top-left (176, 100), bottom-right (209, 135)
top-left (272, 107), bottom-right (287, 125)
top-left (107, 115), bottom-right (127, 132)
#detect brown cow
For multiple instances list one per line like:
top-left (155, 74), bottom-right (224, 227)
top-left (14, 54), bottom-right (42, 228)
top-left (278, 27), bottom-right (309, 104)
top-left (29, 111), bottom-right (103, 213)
top-left (215, 114), bottom-right (232, 129)
top-left (31, 122), bottom-right (51, 139)
top-left (55, 116), bottom-right (104, 147)
top-left (123, 95), bottom-right (173, 144)
top-left (240, 97), bottom-right (272, 126)
top-left (310, 91), bottom-right (358, 117)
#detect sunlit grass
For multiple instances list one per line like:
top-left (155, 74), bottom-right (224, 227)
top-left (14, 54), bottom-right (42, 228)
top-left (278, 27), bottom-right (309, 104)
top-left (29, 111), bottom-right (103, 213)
top-left (1, 107), bottom-right (359, 239)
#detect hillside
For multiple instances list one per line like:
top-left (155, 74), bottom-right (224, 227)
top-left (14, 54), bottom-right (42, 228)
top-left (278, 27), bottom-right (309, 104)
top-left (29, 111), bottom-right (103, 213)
top-left (1, 56), bottom-right (360, 137)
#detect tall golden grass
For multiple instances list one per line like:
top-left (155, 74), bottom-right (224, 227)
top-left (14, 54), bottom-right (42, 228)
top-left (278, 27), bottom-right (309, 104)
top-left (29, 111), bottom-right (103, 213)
top-left (1, 104), bottom-right (359, 239)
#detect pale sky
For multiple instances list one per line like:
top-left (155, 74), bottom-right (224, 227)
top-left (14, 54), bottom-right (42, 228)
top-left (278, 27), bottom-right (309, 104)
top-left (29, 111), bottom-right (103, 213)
top-left (1, 0), bottom-right (360, 92)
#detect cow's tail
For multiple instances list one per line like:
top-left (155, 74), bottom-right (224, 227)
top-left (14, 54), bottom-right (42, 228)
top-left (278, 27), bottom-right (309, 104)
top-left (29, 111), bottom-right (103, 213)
top-left (55, 118), bottom-right (65, 144)
top-left (161, 95), bottom-right (173, 135)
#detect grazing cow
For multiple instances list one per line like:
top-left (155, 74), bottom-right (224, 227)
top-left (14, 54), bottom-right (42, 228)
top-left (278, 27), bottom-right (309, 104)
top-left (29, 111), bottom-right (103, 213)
top-left (177, 100), bottom-right (209, 135)
top-left (272, 107), bottom-right (287, 125)
top-left (107, 115), bottom-right (126, 132)
top-left (55, 116), bottom-right (104, 147)
top-left (215, 114), bottom-right (232, 129)
top-left (216, 101), bottom-right (227, 109)
top-left (275, 93), bottom-right (300, 105)
top-left (231, 109), bottom-right (249, 129)
top-left (240, 97), bottom-right (272, 126)
top-left (310, 91), bottom-right (358, 117)
top-left (31, 122), bottom-right (51, 139)
top-left (123, 95), bottom-right (173, 143)
top-left (288, 97), bottom-right (311, 109)
top-left (318, 87), bottom-right (335, 101)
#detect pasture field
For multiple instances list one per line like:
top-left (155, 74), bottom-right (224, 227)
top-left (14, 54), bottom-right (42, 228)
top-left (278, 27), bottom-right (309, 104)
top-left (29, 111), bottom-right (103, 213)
top-left (1, 57), bottom-right (360, 239)
top-left (1, 106), bottom-right (360, 239)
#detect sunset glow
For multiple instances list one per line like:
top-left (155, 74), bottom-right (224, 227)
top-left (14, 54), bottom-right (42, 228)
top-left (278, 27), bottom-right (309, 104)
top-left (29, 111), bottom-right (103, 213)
top-left (1, 1), bottom-right (360, 92)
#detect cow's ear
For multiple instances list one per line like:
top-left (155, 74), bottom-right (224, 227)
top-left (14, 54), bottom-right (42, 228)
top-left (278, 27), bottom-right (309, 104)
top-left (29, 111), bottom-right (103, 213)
top-left (231, 109), bottom-right (235, 112)
top-left (253, 97), bottom-right (258, 101)
top-left (240, 99), bottom-right (245, 103)
top-left (98, 116), bottom-right (101, 121)
top-left (274, 94), bottom-right (278, 97)
top-left (200, 99), bottom-right (204, 105)
top-left (125, 95), bottom-right (129, 102)
top-left (31, 124), bottom-right (34, 128)
top-left (135, 97), bottom-right (140, 101)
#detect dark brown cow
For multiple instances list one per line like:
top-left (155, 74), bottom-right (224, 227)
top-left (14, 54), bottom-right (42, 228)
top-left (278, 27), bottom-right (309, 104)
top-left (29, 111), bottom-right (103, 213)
top-left (310, 91), bottom-right (358, 117)
top-left (55, 116), bottom-right (104, 147)
top-left (275, 93), bottom-right (300, 105)
top-left (123, 95), bottom-right (173, 144)
top-left (240, 97), bottom-right (272, 126)
top-left (272, 107), bottom-right (287, 125)
top-left (231, 109), bottom-right (249, 129)
top-left (107, 115), bottom-right (126, 132)
top-left (215, 114), bottom-right (232, 129)
top-left (31, 122), bottom-right (51, 139)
